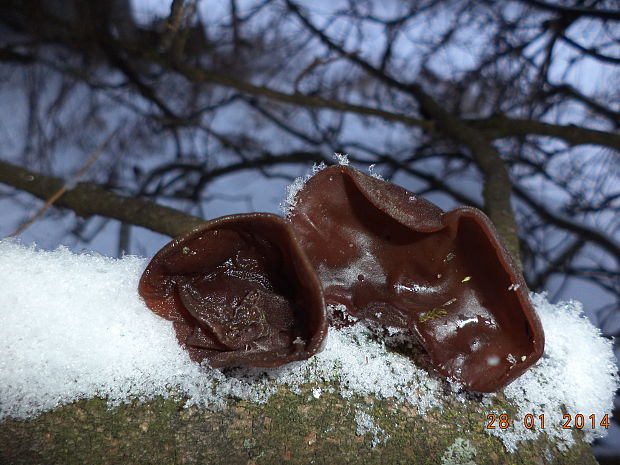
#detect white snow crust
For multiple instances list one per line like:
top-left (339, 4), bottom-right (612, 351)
top-left (278, 153), bottom-right (350, 216)
top-left (0, 240), bottom-right (617, 453)
top-left (279, 161), bottom-right (326, 216)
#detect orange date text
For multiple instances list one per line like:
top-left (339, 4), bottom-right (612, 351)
top-left (485, 413), bottom-right (609, 430)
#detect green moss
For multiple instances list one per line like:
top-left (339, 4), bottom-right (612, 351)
top-left (0, 383), bottom-right (598, 465)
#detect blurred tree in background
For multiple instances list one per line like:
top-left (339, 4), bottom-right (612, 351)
top-left (0, 0), bottom-right (619, 440)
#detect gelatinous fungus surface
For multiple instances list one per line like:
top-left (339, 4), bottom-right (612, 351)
top-left (139, 213), bottom-right (327, 367)
top-left (289, 165), bottom-right (544, 392)
top-left (139, 166), bottom-right (544, 392)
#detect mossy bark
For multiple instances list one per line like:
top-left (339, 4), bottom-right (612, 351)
top-left (0, 384), bottom-right (598, 465)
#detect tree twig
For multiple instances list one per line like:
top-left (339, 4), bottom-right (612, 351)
top-left (10, 131), bottom-right (118, 237)
top-left (0, 160), bottom-right (204, 239)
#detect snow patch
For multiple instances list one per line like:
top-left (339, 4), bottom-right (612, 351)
top-left (333, 152), bottom-right (350, 166)
top-left (355, 408), bottom-right (389, 448)
top-left (367, 163), bottom-right (384, 180)
top-left (279, 162), bottom-right (326, 216)
top-left (277, 153), bottom-right (350, 216)
top-left (485, 293), bottom-right (619, 451)
top-left (0, 241), bottom-right (616, 454)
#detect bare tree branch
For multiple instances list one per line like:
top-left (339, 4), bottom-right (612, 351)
top-left (470, 115), bottom-right (620, 150)
top-left (560, 34), bottom-right (620, 66)
top-left (284, 0), bottom-right (521, 262)
top-left (522, 0), bottom-right (620, 22)
top-left (513, 184), bottom-right (620, 265)
top-left (159, 54), bottom-right (431, 129)
top-left (0, 160), bottom-right (204, 238)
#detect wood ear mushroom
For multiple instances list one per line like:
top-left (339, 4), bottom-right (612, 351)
top-left (139, 165), bottom-right (544, 393)
top-left (288, 165), bottom-right (544, 392)
top-left (138, 213), bottom-right (327, 367)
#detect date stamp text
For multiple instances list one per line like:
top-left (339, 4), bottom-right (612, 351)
top-left (486, 413), bottom-right (610, 430)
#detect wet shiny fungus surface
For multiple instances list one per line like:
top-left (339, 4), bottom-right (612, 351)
top-left (138, 213), bottom-right (327, 368)
top-left (139, 165), bottom-right (544, 393)
top-left (288, 165), bottom-right (544, 392)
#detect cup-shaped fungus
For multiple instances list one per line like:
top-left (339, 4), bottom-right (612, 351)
top-left (139, 213), bottom-right (327, 367)
top-left (288, 165), bottom-right (544, 392)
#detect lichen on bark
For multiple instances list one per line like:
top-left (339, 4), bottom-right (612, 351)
top-left (0, 383), bottom-right (598, 465)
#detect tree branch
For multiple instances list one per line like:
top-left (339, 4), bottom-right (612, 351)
top-left (0, 160), bottom-right (204, 238)
top-left (545, 84), bottom-right (620, 126)
top-left (522, 0), bottom-right (620, 21)
top-left (469, 115), bottom-right (620, 150)
top-left (559, 34), bottom-right (620, 66)
top-left (513, 184), bottom-right (620, 265)
top-left (529, 238), bottom-right (586, 290)
top-left (285, 0), bottom-right (521, 263)
top-left (161, 56), bottom-right (431, 130)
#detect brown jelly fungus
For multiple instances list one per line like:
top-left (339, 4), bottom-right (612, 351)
top-left (139, 213), bottom-right (327, 368)
top-left (289, 165), bottom-right (544, 392)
